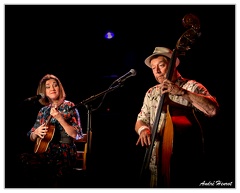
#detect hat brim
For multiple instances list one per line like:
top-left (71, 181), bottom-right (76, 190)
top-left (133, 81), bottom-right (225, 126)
top-left (144, 53), bottom-right (180, 68)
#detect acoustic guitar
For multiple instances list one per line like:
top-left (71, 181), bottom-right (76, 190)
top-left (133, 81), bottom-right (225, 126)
top-left (34, 115), bottom-right (55, 154)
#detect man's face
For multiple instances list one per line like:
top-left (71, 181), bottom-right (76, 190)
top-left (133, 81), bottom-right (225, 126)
top-left (150, 56), bottom-right (169, 83)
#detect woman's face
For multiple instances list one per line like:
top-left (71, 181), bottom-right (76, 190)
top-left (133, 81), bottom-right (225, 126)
top-left (45, 78), bottom-right (60, 101)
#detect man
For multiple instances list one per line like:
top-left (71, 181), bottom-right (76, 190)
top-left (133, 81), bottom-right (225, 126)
top-left (135, 47), bottom-right (219, 187)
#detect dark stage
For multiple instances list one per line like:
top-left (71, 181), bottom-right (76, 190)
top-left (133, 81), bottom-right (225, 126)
top-left (5, 4), bottom-right (235, 188)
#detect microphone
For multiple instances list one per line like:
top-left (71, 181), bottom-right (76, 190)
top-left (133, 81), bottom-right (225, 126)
top-left (114, 69), bottom-right (137, 83)
top-left (24, 93), bottom-right (45, 101)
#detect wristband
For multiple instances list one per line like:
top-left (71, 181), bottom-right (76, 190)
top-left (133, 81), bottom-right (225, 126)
top-left (138, 126), bottom-right (150, 135)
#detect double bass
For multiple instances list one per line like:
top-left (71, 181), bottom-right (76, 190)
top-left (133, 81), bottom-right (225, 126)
top-left (139, 13), bottom-right (201, 186)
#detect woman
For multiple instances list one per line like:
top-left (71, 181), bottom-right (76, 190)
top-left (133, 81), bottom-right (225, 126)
top-left (20, 74), bottom-right (83, 187)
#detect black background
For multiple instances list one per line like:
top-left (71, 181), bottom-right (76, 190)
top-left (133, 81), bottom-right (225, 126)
top-left (5, 4), bottom-right (235, 188)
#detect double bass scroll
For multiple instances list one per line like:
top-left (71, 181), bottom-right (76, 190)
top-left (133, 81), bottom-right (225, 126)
top-left (176, 13), bottom-right (201, 55)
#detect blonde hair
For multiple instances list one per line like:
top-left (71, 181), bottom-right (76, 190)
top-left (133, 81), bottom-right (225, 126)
top-left (36, 74), bottom-right (66, 106)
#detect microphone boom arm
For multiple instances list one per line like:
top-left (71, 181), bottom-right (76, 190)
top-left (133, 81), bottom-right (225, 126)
top-left (70, 83), bottom-right (122, 110)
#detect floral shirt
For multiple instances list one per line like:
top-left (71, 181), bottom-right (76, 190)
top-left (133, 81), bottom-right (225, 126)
top-left (137, 76), bottom-right (211, 130)
top-left (136, 76), bottom-right (211, 187)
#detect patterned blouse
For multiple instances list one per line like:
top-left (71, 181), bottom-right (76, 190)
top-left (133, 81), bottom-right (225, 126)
top-left (22, 100), bottom-right (83, 177)
top-left (27, 100), bottom-right (82, 140)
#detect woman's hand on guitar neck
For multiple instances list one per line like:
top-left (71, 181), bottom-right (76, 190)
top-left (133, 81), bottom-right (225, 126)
top-left (50, 105), bottom-right (62, 121)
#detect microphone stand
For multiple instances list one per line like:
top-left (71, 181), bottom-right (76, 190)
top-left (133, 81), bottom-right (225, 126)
top-left (70, 83), bottom-right (123, 172)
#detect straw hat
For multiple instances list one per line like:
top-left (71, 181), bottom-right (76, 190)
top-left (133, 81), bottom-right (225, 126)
top-left (144, 47), bottom-right (180, 68)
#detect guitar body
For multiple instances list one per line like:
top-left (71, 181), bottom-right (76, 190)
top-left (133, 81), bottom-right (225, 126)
top-left (34, 124), bottom-right (55, 154)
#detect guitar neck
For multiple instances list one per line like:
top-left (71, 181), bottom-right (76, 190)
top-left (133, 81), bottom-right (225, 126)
top-left (45, 115), bottom-right (52, 125)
